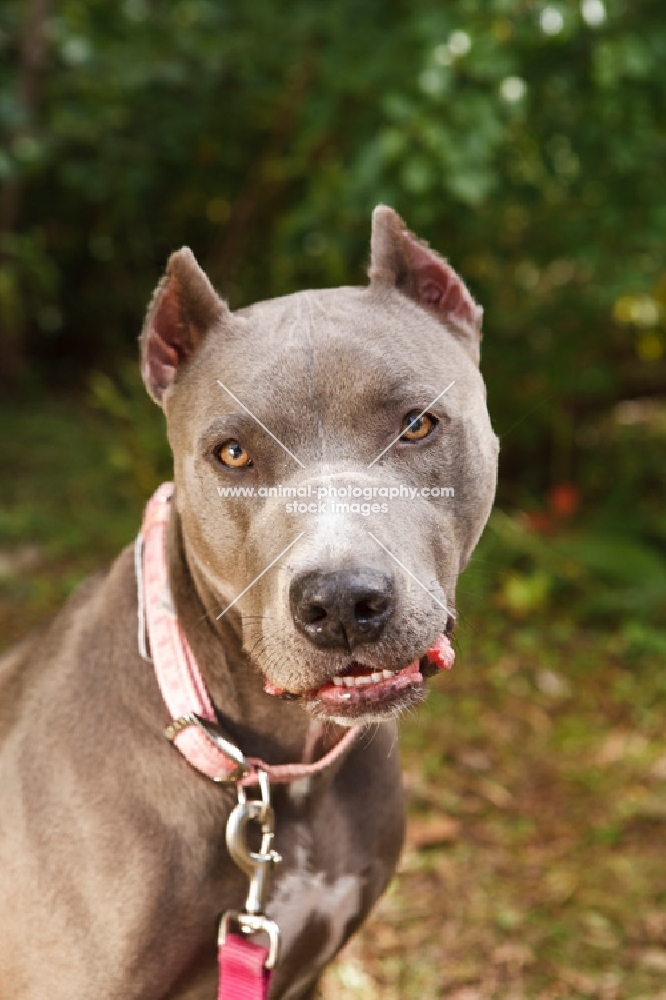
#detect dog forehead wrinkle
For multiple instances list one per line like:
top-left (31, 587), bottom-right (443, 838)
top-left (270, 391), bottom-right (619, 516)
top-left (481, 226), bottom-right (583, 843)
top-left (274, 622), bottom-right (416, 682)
top-left (237, 285), bottom-right (365, 331)
top-left (169, 282), bottom-right (486, 447)
top-left (190, 294), bottom-right (484, 442)
top-left (245, 351), bottom-right (459, 444)
top-left (235, 284), bottom-right (428, 363)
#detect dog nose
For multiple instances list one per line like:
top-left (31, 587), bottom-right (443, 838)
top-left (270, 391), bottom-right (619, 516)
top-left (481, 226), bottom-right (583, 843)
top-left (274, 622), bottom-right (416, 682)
top-left (290, 569), bottom-right (394, 649)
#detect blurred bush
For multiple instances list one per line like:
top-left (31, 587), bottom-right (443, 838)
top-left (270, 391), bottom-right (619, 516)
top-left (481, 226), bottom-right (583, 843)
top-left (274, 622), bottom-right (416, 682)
top-left (462, 395), bottom-right (666, 634)
top-left (88, 361), bottom-right (171, 501)
top-left (0, 0), bottom-right (664, 627)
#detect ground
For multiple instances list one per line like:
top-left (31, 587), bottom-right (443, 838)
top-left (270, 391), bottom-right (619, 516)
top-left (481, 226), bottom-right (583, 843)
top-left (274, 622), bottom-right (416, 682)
top-left (321, 625), bottom-right (666, 999)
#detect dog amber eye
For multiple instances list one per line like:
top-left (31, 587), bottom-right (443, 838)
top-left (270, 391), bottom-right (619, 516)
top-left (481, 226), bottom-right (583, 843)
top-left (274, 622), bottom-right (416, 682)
top-left (400, 411), bottom-right (437, 441)
top-left (216, 440), bottom-right (253, 468)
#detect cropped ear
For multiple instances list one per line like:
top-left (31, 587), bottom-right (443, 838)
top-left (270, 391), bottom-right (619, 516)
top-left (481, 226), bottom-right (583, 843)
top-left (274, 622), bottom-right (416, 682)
top-left (140, 247), bottom-right (229, 405)
top-left (368, 205), bottom-right (483, 361)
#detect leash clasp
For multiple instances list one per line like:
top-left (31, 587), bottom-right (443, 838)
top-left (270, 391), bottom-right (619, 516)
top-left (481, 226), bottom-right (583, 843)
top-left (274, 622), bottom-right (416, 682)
top-left (220, 770), bottom-right (282, 968)
top-left (218, 911), bottom-right (280, 970)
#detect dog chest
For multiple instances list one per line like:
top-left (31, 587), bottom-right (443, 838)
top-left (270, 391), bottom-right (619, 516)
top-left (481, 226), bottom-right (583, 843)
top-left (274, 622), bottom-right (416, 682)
top-left (266, 841), bottom-right (364, 1000)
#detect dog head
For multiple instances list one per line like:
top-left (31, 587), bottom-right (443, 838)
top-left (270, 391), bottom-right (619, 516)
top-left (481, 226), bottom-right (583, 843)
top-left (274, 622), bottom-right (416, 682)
top-left (140, 206), bottom-right (498, 725)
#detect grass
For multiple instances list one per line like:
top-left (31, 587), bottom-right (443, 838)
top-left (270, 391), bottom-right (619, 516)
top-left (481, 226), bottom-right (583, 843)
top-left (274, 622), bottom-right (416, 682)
top-left (322, 624), bottom-right (666, 999)
top-left (1, 387), bottom-right (665, 1000)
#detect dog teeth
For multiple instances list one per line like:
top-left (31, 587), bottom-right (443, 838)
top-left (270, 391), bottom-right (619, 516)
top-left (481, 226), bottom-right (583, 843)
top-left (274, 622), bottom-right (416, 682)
top-left (331, 669), bottom-right (395, 690)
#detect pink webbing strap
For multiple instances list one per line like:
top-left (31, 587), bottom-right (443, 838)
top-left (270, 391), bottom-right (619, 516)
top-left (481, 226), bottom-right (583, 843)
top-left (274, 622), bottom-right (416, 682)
top-left (218, 934), bottom-right (273, 1000)
top-left (241, 726), bottom-right (359, 786)
top-left (140, 482), bottom-right (362, 784)
top-left (141, 482), bottom-right (239, 781)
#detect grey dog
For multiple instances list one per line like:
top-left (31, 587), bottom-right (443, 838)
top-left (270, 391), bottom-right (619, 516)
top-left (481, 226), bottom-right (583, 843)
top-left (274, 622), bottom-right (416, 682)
top-left (0, 206), bottom-right (498, 999)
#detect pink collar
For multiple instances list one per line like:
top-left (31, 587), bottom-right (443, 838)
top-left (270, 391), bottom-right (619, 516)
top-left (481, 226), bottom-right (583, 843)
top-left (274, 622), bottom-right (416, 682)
top-left (136, 482), bottom-right (361, 787)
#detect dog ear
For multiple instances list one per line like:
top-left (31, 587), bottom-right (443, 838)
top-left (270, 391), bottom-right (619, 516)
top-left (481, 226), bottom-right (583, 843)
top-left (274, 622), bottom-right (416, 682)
top-left (140, 247), bottom-right (230, 405)
top-left (368, 205), bottom-right (483, 361)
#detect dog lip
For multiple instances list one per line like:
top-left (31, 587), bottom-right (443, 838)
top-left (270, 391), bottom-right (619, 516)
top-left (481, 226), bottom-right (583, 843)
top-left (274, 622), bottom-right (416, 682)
top-left (337, 660), bottom-right (374, 675)
top-left (262, 633), bottom-right (455, 701)
top-left (309, 657), bottom-right (423, 709)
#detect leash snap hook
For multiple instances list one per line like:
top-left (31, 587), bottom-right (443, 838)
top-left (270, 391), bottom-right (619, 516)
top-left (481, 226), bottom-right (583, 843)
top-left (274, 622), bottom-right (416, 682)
top-left (221, 769), bottom-right (282, 968)
top-left (227, 770), bottom-right (281, 915)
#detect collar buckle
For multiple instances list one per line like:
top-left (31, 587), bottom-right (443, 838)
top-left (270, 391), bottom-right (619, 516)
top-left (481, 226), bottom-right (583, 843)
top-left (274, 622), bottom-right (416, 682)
top-left (164, 713), bottom-right (251, 783)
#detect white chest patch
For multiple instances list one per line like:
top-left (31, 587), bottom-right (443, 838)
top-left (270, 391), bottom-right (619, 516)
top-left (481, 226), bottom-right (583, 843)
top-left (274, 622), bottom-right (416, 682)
top-left (267, 845), bottom-right (362, 1000)
top-left (287, 776), bottom-right (312, 807)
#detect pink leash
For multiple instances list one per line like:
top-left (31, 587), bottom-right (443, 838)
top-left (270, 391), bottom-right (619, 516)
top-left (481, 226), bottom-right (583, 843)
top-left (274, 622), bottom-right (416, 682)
top-left (136, 483), bottom-right (362, 999)
top-left (218, 935), bottom-right (273, 1000)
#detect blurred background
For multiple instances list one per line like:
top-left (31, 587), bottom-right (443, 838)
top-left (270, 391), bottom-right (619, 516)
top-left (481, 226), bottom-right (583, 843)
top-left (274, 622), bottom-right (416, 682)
top-left (1, 1), bottom-right (665, 997)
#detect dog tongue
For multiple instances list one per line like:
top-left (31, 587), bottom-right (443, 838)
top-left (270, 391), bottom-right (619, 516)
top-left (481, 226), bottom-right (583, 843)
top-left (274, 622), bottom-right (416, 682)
top-left (263, 633), bottom-right (454, 697)
top-left (424, 633), bottom-right (455, 671)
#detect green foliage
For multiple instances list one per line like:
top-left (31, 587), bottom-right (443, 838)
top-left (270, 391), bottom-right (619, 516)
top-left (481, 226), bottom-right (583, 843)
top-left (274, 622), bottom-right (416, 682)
top-left (464, 506), bottom-right (666, 630)
top-left (1, 0), bottom-right (664, 627)
top-left (1, 1), bottom-right (665, 423)
top-left (88, 360), bottom-right (172, 500)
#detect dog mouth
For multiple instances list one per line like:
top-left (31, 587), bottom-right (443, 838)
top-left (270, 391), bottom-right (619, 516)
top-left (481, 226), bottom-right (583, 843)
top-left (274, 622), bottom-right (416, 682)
top-left (263, 625), bottom-right (455, 721)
